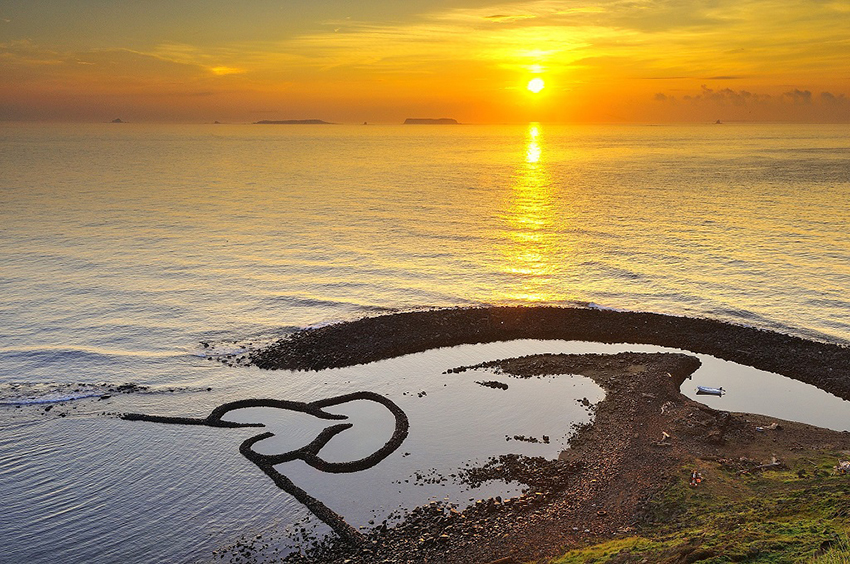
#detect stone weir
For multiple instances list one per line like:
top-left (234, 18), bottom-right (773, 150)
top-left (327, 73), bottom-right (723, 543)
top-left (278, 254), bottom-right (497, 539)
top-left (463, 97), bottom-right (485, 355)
top-left (249, 306), bottom-right (850, 401)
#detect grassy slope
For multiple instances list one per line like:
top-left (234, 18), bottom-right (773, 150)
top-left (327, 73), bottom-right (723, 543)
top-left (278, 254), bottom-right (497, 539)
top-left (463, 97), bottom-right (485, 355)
top-left (546, 451), bottom-right (850, 564)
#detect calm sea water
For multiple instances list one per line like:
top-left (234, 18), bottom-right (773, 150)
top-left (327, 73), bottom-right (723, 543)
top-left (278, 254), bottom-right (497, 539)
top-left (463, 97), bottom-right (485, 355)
top-left (1, 122), bottom-right (849, 562)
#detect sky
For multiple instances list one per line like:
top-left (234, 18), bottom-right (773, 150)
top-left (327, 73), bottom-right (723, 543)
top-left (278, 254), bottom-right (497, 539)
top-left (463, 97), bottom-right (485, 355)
top-left (2, 0), bottom-right (849, 123)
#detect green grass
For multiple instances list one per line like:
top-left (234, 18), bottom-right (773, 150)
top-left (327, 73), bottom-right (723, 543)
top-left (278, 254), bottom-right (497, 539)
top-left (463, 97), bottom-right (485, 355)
top-left (546, 452), bottom-right (850, 564)
top-left (809, 535), bottom-right (850, 564)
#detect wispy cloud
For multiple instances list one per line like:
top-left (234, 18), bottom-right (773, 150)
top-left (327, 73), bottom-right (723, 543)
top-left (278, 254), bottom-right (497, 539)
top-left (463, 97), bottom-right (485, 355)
top-left (484, 14), bottom-right (538, 22)
top-left (0, 40), bottom-right (64, 66)
top-left (209, 66), bottom-right (244, 76)
top-left (7, 0), bottom-right (850, 86)
top-left (212, 0), bottom-right (850, 88)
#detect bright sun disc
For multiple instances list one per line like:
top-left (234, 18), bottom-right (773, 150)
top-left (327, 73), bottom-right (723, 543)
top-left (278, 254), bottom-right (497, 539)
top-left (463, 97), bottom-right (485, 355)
top-left (527, 77), bottom-right (545, 93)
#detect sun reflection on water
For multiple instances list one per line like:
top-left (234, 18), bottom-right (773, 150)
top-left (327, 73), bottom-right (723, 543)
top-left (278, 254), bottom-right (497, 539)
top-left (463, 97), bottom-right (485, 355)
top-left (526, 125), bottom-right (541, 163)
top-left (497, 123), bottom-right (562, 302)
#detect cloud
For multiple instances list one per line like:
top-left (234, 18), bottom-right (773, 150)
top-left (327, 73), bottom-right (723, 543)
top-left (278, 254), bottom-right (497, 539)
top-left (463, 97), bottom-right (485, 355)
top-left (0, 37), bottom-right (251, 94)
top-left (651, 84), bottom-right (850, 122)
top-left (484, 14), bottom-right (537, 22)
top-left (658, 85), bottom-right (844, 109)
top-left (231, 0), bottom-right (849, 93)
top-left (821, 91), bottom-right (848, 104)
top-left (681, 84), bottom-right (771, 106)
top-left (0, 39), bottom-right (64, 66)
top-left (782, 89), bottom-right (812, 104)
top-left (4, 0), bottom-right (850, 122)
top-left (209, 66), bottom-right (245, 76)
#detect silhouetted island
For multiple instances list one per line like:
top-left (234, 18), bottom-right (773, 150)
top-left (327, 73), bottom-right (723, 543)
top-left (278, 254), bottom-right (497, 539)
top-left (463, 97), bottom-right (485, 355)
top-left (254, 119), bottom-right (332, 125)
top-left (111, 118), bottom-right (124, 123)
top-left (403, 118), bottom-right (459, 124)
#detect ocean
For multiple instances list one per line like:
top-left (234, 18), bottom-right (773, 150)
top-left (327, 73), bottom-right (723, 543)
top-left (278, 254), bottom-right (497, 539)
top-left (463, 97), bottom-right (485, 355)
top-left (1, 122), bottom-right (848, 562)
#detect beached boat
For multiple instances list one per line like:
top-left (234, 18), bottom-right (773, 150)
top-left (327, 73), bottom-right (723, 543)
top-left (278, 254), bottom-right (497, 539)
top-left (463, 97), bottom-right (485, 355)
top-left (696, 386), bottom-right (725, 396)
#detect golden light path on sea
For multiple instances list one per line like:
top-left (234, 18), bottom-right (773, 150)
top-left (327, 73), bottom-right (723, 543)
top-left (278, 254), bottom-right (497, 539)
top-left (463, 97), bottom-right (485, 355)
top-left (498, 123), bottom-right (562, 303)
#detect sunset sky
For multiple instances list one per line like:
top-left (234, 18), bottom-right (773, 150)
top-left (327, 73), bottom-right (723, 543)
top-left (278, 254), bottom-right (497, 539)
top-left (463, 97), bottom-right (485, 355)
top-left (2, 0), bottom-right (849, 123)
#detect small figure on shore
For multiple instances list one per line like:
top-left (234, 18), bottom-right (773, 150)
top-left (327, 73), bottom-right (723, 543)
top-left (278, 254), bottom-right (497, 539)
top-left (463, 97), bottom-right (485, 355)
top-left (690, 469), bottom-right (703, 487)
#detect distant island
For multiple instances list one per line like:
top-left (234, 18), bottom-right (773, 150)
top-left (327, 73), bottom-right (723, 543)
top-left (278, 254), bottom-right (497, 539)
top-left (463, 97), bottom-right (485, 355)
top-left (254, 119), bottom-right (332, 125)
top-left (403, 118), bottom-right (459, 125)
top-left (111, 118), bottom-right (124, 123)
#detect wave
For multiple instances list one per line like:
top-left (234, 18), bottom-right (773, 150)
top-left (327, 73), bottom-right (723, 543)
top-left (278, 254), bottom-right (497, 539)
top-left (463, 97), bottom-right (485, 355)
top-left (260, 295), bottom-right (398, 313)
top-left (585, 302), bottom-right (629, 312)
top-left (0, 347), bottom-right (178, 363)
top-left (0, 390), bottom-right (105, 406)
top-left (0, 381), bottom-right (196, 406)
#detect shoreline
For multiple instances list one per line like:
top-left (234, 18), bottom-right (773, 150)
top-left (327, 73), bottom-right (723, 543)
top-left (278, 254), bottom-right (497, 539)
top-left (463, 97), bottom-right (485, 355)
top-left (237, 307), bottom-right (850, 563)
top-left (263, 349), bottom-right (849, 563)
top-left (249, 306), bottom-right (850, 401)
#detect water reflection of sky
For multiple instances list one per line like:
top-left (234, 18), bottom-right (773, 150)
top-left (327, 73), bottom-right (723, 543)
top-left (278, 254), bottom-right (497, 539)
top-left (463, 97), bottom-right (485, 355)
top-left (498, 123), bottom-right (562, 302)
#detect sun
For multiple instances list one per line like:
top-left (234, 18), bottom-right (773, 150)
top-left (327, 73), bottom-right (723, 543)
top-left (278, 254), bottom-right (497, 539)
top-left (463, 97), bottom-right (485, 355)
top-left (527, 77), bottom-right (545, 94)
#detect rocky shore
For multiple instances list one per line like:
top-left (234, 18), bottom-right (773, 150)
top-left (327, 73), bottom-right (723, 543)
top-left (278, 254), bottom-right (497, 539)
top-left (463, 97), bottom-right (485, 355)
top-left (241, 307), bottom-right (850, 563)
top-left (249, 307), bottom-right (850, 400)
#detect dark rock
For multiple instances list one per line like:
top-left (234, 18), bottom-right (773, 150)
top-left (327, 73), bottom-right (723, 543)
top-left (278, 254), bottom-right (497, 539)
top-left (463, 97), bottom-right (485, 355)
top-left (475, 380), bottom-right (509, 390)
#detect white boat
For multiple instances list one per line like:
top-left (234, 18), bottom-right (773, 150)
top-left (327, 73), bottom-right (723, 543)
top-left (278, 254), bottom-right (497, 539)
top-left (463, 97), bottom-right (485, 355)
top-left (696, 386), bottom-right (725, 396)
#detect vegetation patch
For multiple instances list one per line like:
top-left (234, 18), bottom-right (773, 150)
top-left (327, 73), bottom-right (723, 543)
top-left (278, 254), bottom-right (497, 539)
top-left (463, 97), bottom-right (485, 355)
top-left (547, 452), bottom-right (850, 563)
